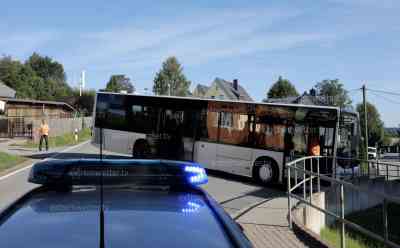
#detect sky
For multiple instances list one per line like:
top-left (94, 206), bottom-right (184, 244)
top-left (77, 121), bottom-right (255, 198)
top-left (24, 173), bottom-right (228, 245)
top-left (1, 0), bottom-right (400, 126)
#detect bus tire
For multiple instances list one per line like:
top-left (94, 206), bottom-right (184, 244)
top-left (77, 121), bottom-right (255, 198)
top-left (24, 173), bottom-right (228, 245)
top-left (132, 139), bottom-right (150, 158)
top-left (253, 157), bottom-right (279, 185)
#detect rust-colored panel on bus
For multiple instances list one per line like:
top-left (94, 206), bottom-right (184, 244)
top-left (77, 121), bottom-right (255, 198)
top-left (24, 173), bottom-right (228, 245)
top-left (207, 101), bottom-right (251, 113)
top-left (255, 105), bottom-right (294, 121)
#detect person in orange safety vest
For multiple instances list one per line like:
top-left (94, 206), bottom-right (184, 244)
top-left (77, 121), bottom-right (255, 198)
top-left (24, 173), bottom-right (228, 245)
top-left (39, 119), bottom-right (50, 151)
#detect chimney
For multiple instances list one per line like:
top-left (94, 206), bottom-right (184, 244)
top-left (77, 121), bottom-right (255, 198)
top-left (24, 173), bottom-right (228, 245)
top-left (233, 79), bottom-right (238, 91)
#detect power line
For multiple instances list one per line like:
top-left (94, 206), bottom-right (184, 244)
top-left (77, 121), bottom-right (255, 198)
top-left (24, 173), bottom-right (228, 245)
top-left (367, 88), bottom-right (400, 97)
top-left (368, 91), bottom-right (400, 105)
top-left (348, 88), bottom-right (362, 92)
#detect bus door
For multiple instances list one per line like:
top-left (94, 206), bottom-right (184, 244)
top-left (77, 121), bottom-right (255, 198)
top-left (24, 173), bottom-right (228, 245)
top-left (157, 109), bottom-right (183, 160)
top-left (157, 108), bottom-right (196, 161)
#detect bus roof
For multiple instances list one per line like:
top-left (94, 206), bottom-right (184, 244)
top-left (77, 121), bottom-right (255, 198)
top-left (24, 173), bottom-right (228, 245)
top-left (96, 91), bottom-right (340, 113)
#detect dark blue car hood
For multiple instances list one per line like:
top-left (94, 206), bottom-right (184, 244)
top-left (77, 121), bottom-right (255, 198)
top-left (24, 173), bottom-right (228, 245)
top-left (0, 187), bottom-right (233, 248)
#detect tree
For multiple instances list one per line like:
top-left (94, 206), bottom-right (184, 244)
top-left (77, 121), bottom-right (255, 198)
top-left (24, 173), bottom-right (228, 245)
top-left (26, 52), bottom-right (72, 100)
top-left (0, 56), bottom-right (41, 99)
top-left (67, 88), bottom-right (96, 115)
top-left (26, 52), bottom-right (66, 83)
top-left (153, 56), bottom-right (191, 96)
top-left (105, 75), bottom-right (135, 93)
top-left (0, 53), bottom-right (73, 101)
top-left (314, 79), bottom-right (351, 107)
top-left (356, 102), bottom-right (385, 147)
top-left (265, 76), bottom-right (299, 100)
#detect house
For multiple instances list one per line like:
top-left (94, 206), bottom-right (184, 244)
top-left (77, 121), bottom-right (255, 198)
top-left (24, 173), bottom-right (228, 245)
top-left (193, 78), bottom-right (253, 101)
top-left (0, 81), bottom-right (16, 98)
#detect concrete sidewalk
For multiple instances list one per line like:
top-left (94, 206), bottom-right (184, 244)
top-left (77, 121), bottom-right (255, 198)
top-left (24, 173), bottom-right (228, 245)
top-left (234, 197), bottom-right (323, 248)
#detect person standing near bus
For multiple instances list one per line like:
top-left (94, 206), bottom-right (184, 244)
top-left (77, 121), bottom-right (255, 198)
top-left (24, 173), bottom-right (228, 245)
top-left (39, 119), bottom-right (50, 151)
top-left (308, 134), bottom-right (321, 156)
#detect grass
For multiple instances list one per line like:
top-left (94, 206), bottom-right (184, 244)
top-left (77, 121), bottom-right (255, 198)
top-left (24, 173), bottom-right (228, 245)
top-left (320, 202), bottom-right (400, 248)
top-left (23, 128), bottom-right (92, 148)
top-left (0, 151), bottom-right (27, 172)
top-left (321, 227), bottom-right (376, 248)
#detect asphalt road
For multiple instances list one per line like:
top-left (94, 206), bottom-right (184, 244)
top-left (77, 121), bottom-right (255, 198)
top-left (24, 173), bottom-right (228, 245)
top-left (0, 141), bottom-right (283, 215)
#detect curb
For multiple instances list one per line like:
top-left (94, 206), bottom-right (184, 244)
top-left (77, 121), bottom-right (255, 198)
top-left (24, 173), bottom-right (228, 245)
top-left (290, 205), bottom-right (333, 248)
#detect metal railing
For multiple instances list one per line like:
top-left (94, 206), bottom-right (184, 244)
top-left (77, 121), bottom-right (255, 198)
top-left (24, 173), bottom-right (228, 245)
top-left (287, 156), bottom-right (400, 248)
top-left (333, 156), bottom-right (400, 181)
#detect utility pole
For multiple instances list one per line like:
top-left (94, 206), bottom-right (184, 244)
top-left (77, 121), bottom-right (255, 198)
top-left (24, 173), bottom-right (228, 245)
top-left (79, 70), bottom-right (86, 97)
top-left (362, 85), bottom-right (369, 159)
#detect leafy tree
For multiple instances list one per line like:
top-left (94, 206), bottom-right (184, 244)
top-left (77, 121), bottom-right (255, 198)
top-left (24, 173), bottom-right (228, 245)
top-left (265, 76), bottom-right (299, 100)
top-left (153, 57), bottom-right (191, 96)
top-left (356, 102), bottom-right (385, 147)
top-left (105, 75), bottom-right (135, 93)
top-left (26, 53), bottom-right (72, 100)
top-left (0, 56), bottom-right (39, 99)
top-left (314, 79), bottom-right (351, 107)
top-left (0, 53), bottom-right (73, 101)
top-left (26, 53), bottom-right (66, 83)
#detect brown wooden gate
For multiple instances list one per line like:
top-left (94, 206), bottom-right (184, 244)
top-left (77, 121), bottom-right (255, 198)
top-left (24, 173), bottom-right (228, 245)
top-left (0, 118), bottom-right (33, 138)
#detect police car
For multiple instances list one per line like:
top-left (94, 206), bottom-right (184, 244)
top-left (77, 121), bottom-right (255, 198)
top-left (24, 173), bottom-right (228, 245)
top-left (0, 159), bottom-right (252, 248)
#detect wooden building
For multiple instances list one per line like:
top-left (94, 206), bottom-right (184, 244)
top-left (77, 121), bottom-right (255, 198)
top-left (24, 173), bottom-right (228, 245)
top-left (0, 98), bottom-right (76, 138)
top-left (0, 98), bottom-right (76, 119)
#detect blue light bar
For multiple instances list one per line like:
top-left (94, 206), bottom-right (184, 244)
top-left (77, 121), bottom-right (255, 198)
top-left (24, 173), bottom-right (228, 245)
top-left (184, 165), bottom-right (208, 185)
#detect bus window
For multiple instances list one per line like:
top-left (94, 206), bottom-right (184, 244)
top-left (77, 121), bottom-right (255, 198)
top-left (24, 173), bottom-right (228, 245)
top-left (95, 93), bottom-right (128, 131)
top-left (202, 110), bottom-right (219, 142)
top-left (293, 124), bottom-right (307, 156)
top-left (254, 105), bottom-right (293, 152)
top-left (129, 104), bottom-right (157, 134)
top-left (220, 112), bottom-right (233, 128)
top-left (219, 113), bottom-right (250, 146)
top-left (254, 122), bottom-right (285, 151)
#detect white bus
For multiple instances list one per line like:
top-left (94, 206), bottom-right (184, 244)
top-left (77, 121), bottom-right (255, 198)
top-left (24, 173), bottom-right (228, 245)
top-left (92, 92), bottom-right (342, 184)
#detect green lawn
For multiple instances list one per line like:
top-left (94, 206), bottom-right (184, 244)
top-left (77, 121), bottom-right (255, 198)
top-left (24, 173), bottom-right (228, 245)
top-left (321, 227), bottom-right (384, 248)
top-left (23, 128), bottom-right (92, 148)
top-left (0, 152), bottom-right (27, 172)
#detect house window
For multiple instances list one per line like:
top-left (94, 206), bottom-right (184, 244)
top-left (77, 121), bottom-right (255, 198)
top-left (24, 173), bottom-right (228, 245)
top-left (219, 95), bottom-right (224, 100)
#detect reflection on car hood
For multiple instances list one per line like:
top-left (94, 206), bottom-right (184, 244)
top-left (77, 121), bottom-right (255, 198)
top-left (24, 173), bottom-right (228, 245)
top-left (0, 187), bottom-right (233, 248)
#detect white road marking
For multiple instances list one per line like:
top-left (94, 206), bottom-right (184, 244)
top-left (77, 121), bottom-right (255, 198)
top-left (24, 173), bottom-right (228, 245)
top-left (0, 140), bottom-right (91, 181)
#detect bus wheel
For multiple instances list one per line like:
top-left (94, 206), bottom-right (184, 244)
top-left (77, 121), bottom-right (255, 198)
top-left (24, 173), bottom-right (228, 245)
top-left (253, 157), bottom-right (278, 185)
top-left (133, 139), bottom-right (150, 158)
